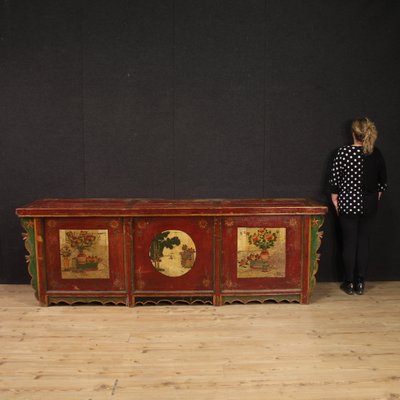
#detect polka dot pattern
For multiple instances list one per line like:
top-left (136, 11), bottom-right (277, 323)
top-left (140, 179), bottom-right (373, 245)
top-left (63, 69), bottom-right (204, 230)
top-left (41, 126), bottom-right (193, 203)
top-left (329, 145), bottom-right (365, 215)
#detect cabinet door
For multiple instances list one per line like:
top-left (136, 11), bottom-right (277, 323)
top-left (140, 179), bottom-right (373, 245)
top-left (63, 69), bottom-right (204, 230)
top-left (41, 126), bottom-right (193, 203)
top-left (221, 216), bottom-right (303, 293)
top-left (44, 218), bottom-right (126, 292)
top-left (133, 217), bottom-right (214, 293)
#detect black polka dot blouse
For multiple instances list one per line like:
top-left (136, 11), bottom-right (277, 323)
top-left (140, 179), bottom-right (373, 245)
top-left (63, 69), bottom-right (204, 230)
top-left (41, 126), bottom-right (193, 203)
top-left (329, 145), bottom-right (388, 215)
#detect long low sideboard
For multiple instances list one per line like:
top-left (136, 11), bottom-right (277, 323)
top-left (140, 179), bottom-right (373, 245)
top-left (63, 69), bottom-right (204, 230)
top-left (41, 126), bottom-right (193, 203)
top-left (16, 198), bottom-right (328, 306)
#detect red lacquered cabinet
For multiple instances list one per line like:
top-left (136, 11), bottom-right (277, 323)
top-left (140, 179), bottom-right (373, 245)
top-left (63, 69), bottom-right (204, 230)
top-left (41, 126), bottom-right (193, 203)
top-left (16, 198), bottom-right (327, 306)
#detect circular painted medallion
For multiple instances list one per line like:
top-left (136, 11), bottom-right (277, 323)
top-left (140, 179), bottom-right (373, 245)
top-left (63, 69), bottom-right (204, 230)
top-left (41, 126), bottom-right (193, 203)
top-left (149, 230), bottom-right (196, 277)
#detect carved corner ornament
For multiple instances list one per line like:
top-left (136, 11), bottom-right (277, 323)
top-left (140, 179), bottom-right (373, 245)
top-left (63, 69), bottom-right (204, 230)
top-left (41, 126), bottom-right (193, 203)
top-left (21, 218), bottom-right (39, 300)
top-left (309, 215), bottom-right (325, 292)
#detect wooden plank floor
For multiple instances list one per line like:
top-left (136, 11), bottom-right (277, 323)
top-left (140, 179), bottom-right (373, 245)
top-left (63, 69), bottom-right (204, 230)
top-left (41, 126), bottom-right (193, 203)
top-left (0, 282), bottom-right (400, 400)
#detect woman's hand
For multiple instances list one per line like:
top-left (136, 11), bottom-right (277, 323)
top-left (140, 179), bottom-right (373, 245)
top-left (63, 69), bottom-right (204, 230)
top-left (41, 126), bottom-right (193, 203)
top-left (331, 193), bottom-right (339, 216)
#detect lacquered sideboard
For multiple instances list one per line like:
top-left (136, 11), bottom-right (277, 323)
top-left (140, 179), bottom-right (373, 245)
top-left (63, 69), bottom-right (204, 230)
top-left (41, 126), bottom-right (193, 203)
top-left (16, 198), bottom-right (327, 306)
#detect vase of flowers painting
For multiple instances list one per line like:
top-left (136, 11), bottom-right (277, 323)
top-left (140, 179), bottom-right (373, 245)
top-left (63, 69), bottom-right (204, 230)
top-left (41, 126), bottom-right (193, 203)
top-left (59, 229), bottom-right (110, 279)
top-left (237, 227), bottom-right (286, 278)
top-left (247, 228), bottom-right (277, 268)
top-left (65, 231), bottom-right (99, 270)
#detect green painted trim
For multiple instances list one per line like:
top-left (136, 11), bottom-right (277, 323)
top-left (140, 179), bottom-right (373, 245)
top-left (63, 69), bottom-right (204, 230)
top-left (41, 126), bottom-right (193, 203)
top-left (21, 218), bottom-right (38, 300)
top-left (309, 215), bottom-right (325, 291)
top-left (48, 297), bottom-right (128, 306)
top-left (223, 295), bottom-right (300, 304)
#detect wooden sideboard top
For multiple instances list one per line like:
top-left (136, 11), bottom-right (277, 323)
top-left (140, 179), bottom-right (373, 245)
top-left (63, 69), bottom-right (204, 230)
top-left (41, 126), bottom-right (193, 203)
top-left (16, 198), bottom-right (328, 217)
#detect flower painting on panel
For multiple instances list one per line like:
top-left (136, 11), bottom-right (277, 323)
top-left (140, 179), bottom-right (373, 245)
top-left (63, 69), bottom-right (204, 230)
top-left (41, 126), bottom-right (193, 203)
top-left (59, 229), bottom-right (110, 279)
top-left (237, 227), bottom-right (286, 278)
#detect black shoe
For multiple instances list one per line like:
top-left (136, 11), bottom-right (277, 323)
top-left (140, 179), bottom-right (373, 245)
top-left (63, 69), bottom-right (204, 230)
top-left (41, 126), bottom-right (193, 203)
top-left (355, 280), bottom-right (365, 295)
top-left (340, 281), bottom-right (354, 295)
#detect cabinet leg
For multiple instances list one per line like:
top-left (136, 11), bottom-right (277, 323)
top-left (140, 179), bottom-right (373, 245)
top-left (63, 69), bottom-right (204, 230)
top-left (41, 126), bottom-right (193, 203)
top-left (213, 295), bottom-right (222, 306)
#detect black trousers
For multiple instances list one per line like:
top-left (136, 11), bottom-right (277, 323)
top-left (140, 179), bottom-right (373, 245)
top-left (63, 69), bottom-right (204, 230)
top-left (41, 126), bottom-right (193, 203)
top-left (339, 213), bottom-right (376, 282)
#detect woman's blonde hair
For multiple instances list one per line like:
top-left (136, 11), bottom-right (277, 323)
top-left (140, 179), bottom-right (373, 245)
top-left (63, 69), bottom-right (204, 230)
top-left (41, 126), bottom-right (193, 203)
top-left (351, 117), bottom-right (378, 155)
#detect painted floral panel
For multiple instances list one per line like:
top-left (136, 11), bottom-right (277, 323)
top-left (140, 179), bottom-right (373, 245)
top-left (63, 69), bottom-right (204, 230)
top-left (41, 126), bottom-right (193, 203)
top-left (59, 229), bottom-right (110, 279)
top-left (237, 227), bottom-right (286, 278)
top-left (149, 230), bottom-right (196, 277)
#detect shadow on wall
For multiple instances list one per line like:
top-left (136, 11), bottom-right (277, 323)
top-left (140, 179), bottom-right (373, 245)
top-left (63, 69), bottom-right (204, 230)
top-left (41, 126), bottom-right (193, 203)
top-left (316, 121), bottom-right (350, 282)
top-left (368, 195), bottom-right (397, 281)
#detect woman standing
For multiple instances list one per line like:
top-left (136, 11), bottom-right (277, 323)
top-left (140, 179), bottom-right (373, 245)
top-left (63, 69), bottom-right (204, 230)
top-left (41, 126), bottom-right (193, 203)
top-left (329, 117), bottom-right (388, 295)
